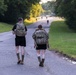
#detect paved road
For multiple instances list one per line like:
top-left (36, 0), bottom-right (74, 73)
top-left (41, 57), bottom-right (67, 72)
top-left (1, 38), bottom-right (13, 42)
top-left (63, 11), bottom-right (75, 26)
top-left (0, 17), bottom-right (76, 75)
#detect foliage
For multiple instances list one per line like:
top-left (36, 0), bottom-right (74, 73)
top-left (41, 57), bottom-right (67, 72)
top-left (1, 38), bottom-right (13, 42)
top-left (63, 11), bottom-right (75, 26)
top-left (30, 3), bottom-right (44, 18)
top-left (42, 1), bottom-right (56, 15)
top-left (0, 0), bottom-right (40, 23)
top-left (0, 0), bottom-right (7, 15)
top-left (24, 17), bottom-right (37, 24)
top-left (55, 0), bottom-right (76, 31)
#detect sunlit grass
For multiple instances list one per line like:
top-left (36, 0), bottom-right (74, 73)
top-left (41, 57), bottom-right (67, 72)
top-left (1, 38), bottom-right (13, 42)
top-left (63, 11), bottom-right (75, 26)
top-left (49, 21), bottom-right (76, 58)
top-left (24, 17), bottom-right (37, 25)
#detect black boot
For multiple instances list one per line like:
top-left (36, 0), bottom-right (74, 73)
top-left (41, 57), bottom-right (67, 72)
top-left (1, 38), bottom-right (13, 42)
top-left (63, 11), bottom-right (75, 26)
top-left (38, 56), bottom-right (41, 62)
top-left (38, 56), bottom-right (42, 66)
top-left (21, 55), bottom-right (24, 65)
top-left (39, 59), bottom-right (45, 67)
top-left (17, 53), bottom-right (21, 64)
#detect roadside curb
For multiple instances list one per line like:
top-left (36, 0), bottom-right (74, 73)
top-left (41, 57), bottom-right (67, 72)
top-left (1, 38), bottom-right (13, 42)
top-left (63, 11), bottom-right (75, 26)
top-left (50, 50), bottom-right (76, 62)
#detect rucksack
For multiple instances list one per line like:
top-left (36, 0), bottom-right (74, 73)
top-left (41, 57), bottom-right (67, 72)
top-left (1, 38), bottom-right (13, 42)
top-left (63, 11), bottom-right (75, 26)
top-left (15, 23), bottom-right (26, 36)
top-left (33, 29), bottom-right (48, 44)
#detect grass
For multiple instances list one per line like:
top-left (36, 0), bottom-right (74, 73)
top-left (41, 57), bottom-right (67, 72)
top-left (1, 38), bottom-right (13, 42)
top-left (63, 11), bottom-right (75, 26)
top-left (49, 21), bottom-right (76, 58)
top-left (24, 17), bottom-right (37, 25)
top-left (0, 22), bottom-right (13, 33)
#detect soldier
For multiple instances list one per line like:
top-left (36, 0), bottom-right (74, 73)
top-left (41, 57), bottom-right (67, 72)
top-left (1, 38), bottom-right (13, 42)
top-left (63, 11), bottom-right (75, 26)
top-left (32, 25), bottom-right (49, 67)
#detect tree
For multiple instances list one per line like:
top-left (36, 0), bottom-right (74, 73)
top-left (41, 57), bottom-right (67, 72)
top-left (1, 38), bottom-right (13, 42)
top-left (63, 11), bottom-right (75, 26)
top-left (42, 1), bottom-right (56, 16)
top-left (30, 3), bottom-right (44, 18)
top-left (0, 0), bottom-right (40, 23)
top-left (55, 0), bottom-right (76, 31)
top-left (0, 0), bottom-right (7, 14)
top-left (0, 0), bottom-right (7, 22)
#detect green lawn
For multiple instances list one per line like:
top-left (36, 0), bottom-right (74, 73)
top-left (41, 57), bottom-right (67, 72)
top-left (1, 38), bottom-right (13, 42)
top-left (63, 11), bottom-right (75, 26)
top-left (49, 21), bottom-right (76, 58)
top-left (0, 22), bottom-right (13, 33)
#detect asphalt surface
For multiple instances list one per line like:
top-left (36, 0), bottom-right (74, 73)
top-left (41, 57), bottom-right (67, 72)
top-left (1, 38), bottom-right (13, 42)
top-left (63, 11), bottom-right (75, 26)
top-left (0, 17), bottom-right (76, 75)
